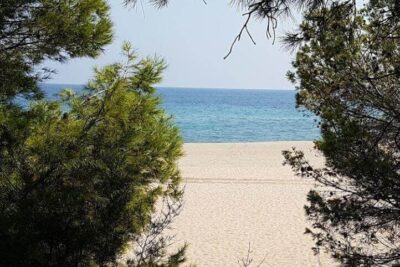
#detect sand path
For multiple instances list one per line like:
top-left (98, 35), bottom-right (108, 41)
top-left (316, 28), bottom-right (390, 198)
top-left (172, 141), bottom-right (335, 267)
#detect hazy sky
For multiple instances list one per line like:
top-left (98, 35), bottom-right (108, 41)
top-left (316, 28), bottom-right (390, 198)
top-left (45, 1), bottom-right (298, 89)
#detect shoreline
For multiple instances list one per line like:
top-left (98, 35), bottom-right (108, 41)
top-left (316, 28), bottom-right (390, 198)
top-left (183, 140), bottom-right (316, 144)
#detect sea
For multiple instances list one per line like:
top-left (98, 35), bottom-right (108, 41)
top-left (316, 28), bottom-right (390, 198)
top-left (40, 84), bottom-right (320, 143)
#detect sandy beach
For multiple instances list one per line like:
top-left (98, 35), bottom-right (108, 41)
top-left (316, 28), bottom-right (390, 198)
top-left (172, 141), bottom-right (335, 267)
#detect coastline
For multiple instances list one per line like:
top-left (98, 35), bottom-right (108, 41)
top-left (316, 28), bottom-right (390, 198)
top-left (171, 141), bottom-right (334, 266)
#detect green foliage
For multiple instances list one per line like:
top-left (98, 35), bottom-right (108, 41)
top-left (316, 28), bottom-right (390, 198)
top-left (1, 1), bottom-right (185, 265)
top-left (0, 44), bottom-right (184, 266)
top-left (0, 0), bottom-right (113, 101)
top-left (283, 0), bottom-right (400, 265)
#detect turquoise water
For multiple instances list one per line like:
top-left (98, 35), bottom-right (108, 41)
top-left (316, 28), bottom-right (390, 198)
top-left (40, 84), bottom-right (320, 143)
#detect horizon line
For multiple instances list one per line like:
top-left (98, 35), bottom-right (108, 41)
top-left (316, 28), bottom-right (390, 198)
top-left (41, 82), bottom-right (295, 91)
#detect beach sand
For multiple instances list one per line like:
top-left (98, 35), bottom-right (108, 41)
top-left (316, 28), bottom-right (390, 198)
top-left (171, 141), bottom-right (335, 267)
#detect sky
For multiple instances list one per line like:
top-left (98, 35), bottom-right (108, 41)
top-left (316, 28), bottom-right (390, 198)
top-left (44, 0), bottom-right (299, 90)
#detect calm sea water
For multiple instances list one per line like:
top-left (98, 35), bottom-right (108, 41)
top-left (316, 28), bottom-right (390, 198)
top-left (40, 84), bottom-right (320, 143)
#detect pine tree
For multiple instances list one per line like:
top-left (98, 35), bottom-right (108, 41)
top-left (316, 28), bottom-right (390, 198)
top-left (0, 1), bottom-right (185, 265)
top-left (283, 1), bottom-right (400, 265)
top-left (0, 43), bottom-right (185, 266)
